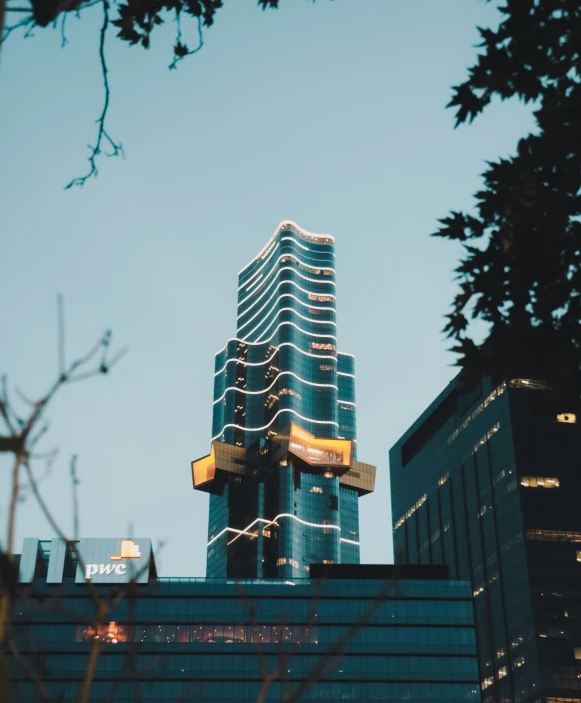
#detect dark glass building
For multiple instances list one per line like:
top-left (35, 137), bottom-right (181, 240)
top-left (389, 375), bottom-right (581, 703)
top-left (10, 538), bottom-right (481, 703)
top-left (193, 221), bottom-right (376, 579)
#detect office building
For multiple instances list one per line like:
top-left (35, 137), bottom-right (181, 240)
top-left (192, 221), bottom-right (376, 578)
top-left (11, 537), bottom-right (481, 702)
top-left (389, 374), bottom-right (581, 703)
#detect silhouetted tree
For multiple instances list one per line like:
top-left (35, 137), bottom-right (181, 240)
top-left (1, 0), bottom-right (330, 187)
top-left (435, 0), bottom-right (581, 397)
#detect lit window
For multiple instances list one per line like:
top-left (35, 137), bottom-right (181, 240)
top-left (510, 378), bottom-right (551, 390)
top-left (577, 551), bottom-right (581, 562)
top-left (307, 307), bottom-right (320, 315)
top-left (319, 364), bottom-right (333, 371)
top-left (557, 413), bottom-right (577, 424)
top-left (308, 294), bottom-right (333, 302)
top-left (498, 667), bottom-right (507, 679)
top-left (527, 530), bottom-right (581, 542)
top-left (481, 677), bottom-right (494, 690)
top-left (322, 559), bottom-right (334, 564)
top-left (438, 472), bottom-right (449, 486)
top-left (262, 528), bottom-right (271, 538)
top-left (310, 342), bottom-right (336, 352)
top-left (279, 388), bottom-right (302, 400)
top-left (310, 486), bottom-right (323, 494)
top-left (575, 648), bottom-right (581, 660)
top-left (520, 476), bottom-right (560, 488)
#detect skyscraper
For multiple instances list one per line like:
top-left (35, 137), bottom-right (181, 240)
top-left (389, 374), bottom-right (581, 703)
top-left (192, 221), bottom-right (376, 578)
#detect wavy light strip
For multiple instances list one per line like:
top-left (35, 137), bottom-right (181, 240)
top-left (238, 276), bottom-right (336, 324)
top-left (213, 370), bottom-right (338, 405)
top-left (338, 400), bottom-right (356, 406)
top-left (251, 311), bottom-right (336, 344)
top-left (253, 320), bottom-right (337, 344)
top-left (337, 372), bottom-right (355, 378)
top-left (239, 242), bottom-right (280, 291)
top-left (215, 321), bottom-right (337, 358)
top-left (243, 303), bottom-right (336, 341)
top-left (238, 280), bottom-right (336, 325)
top-left (238, 221), bottom-right (335, 276)
top-left (238, 290), bottom-right (334, 332)
top-left (238, 265), bottom-right (335, 309)
top-left (207, 512), bottom-right (341, 548)
top-left (212, 408), bottom-right (339, 441)
top-left (214, 342), bottom-right (338, 375)
top-left (340, 538), bottom-right (360, 546)
top-left (239, 250), bottom-right (335, 293)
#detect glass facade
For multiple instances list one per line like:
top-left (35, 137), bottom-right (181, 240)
top-left (196, 221), bottom-right (375, 579)
top-left (389, 375), bottom-right (581, 703)
top-left (10, 554), bottom-right (481, 702)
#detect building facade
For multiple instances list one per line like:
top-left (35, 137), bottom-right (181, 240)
top-left (10, 538), bottom-right (481, 703)
top-left (193, 221), bottom-right (375, 579)
top-left (389, 375), bottom-right (581, 703)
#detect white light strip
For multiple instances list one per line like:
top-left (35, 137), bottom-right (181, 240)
top-left (214, 321), bottom-right (337, 358)
top-left (340, 352), bottom-right (355, 358)
top-left (239, 252), bottom-right (335, 293)
top-left (244, 305), bottom-right (336, 342)
top-left (238, 221), bottom-right (335, 276)
top-left (281, 235), bottom-right (308, 251)
top-left (337, 372), bottom-right (355, 378)
top-left (208, 512), bottom-right (341, 548)
top-left (340, 538), bottom-right (360, 546)
top-left (214, 342), bottom-right (337, 375)
top-left (213, 371), bottom-right (338, 405)
top-left (239, 243), bottom-right (280, 290)
top-left (253, 315), bottom-right (336, 344)
top-left (245, 273), bottom-right (263, 292)
top-left (338, 400), bottom-right (356, 406)
top-left (238, 280), bottom-right (336, 323)
top-left (238, 290), bottom-right (334, 332)
top-left (212, 408), bottom-right (339, 441)
top-left (238, 266), bottom-right (335, 308)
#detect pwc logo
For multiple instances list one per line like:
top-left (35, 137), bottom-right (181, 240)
top-left (84, 540), bottom-right (142, 581)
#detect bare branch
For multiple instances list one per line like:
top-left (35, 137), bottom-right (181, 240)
top-left (0, 11), bottom-right (32, 43)
top-left (65, 0), bottom-right (122, 189)
top-left (168, 12), bottom-right (203, 71)
top-left (70, 454), bottom-right (80, 540)
top-left (7, 453), bottom-right (24, 554)
top-left (58, 293), bottom-right (66, 374)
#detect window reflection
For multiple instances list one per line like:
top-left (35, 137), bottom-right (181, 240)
top-left (75, 622), bottom-right (317, 645)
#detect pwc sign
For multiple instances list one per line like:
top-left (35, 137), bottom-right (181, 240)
top-left (75, 538), bottom-right (152, 584)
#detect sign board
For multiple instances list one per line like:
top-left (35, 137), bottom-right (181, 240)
top-left (75, 538), bottom-right (152, 584)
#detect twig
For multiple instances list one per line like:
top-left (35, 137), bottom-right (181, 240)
top-left (0, 12), bottom-right (33, 43)
top-left (168, 12), bottom-right (203, 71)
top-left (60, 11), bottom-right (67, 46)
top-left (58, 293), bottom-right (66, 375)
top-left (70, 454), bottom-right (80, 540)
top-left (65, 0), bottom-right (123, 189)
top-left (8, 638), bottom-right (51, 699)
top-left (7, 453), bottom-right (24, 554)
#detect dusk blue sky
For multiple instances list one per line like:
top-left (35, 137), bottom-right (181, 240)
top-left (0, 0), bottom-right (535, 575)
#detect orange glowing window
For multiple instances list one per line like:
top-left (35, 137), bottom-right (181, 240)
top-left (192, 447), bottom-right (216, 486)
top-left (288, 423), bottom-right (352, 468)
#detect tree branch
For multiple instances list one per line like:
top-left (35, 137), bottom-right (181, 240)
top-left (65, 0), bottom-right (123, 189)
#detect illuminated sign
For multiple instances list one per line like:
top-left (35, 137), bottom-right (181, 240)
top-left (111, 540), bottom-right (141, 560)
top-left (288, 423), bottom-right (352, 468)
top-left (75, 538), bottom-right (152, 584)
top-left (192, 447), bottom-right (216, 487)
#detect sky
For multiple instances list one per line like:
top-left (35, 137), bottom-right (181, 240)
top-left (0, 0), bottom-right (536, 576)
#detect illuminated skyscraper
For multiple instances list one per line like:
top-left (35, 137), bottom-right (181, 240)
top-left (192, 221), bottom-right (376, 578)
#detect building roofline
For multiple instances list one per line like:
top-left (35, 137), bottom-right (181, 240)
top-left (238, 221), bottom-right (336, 277)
